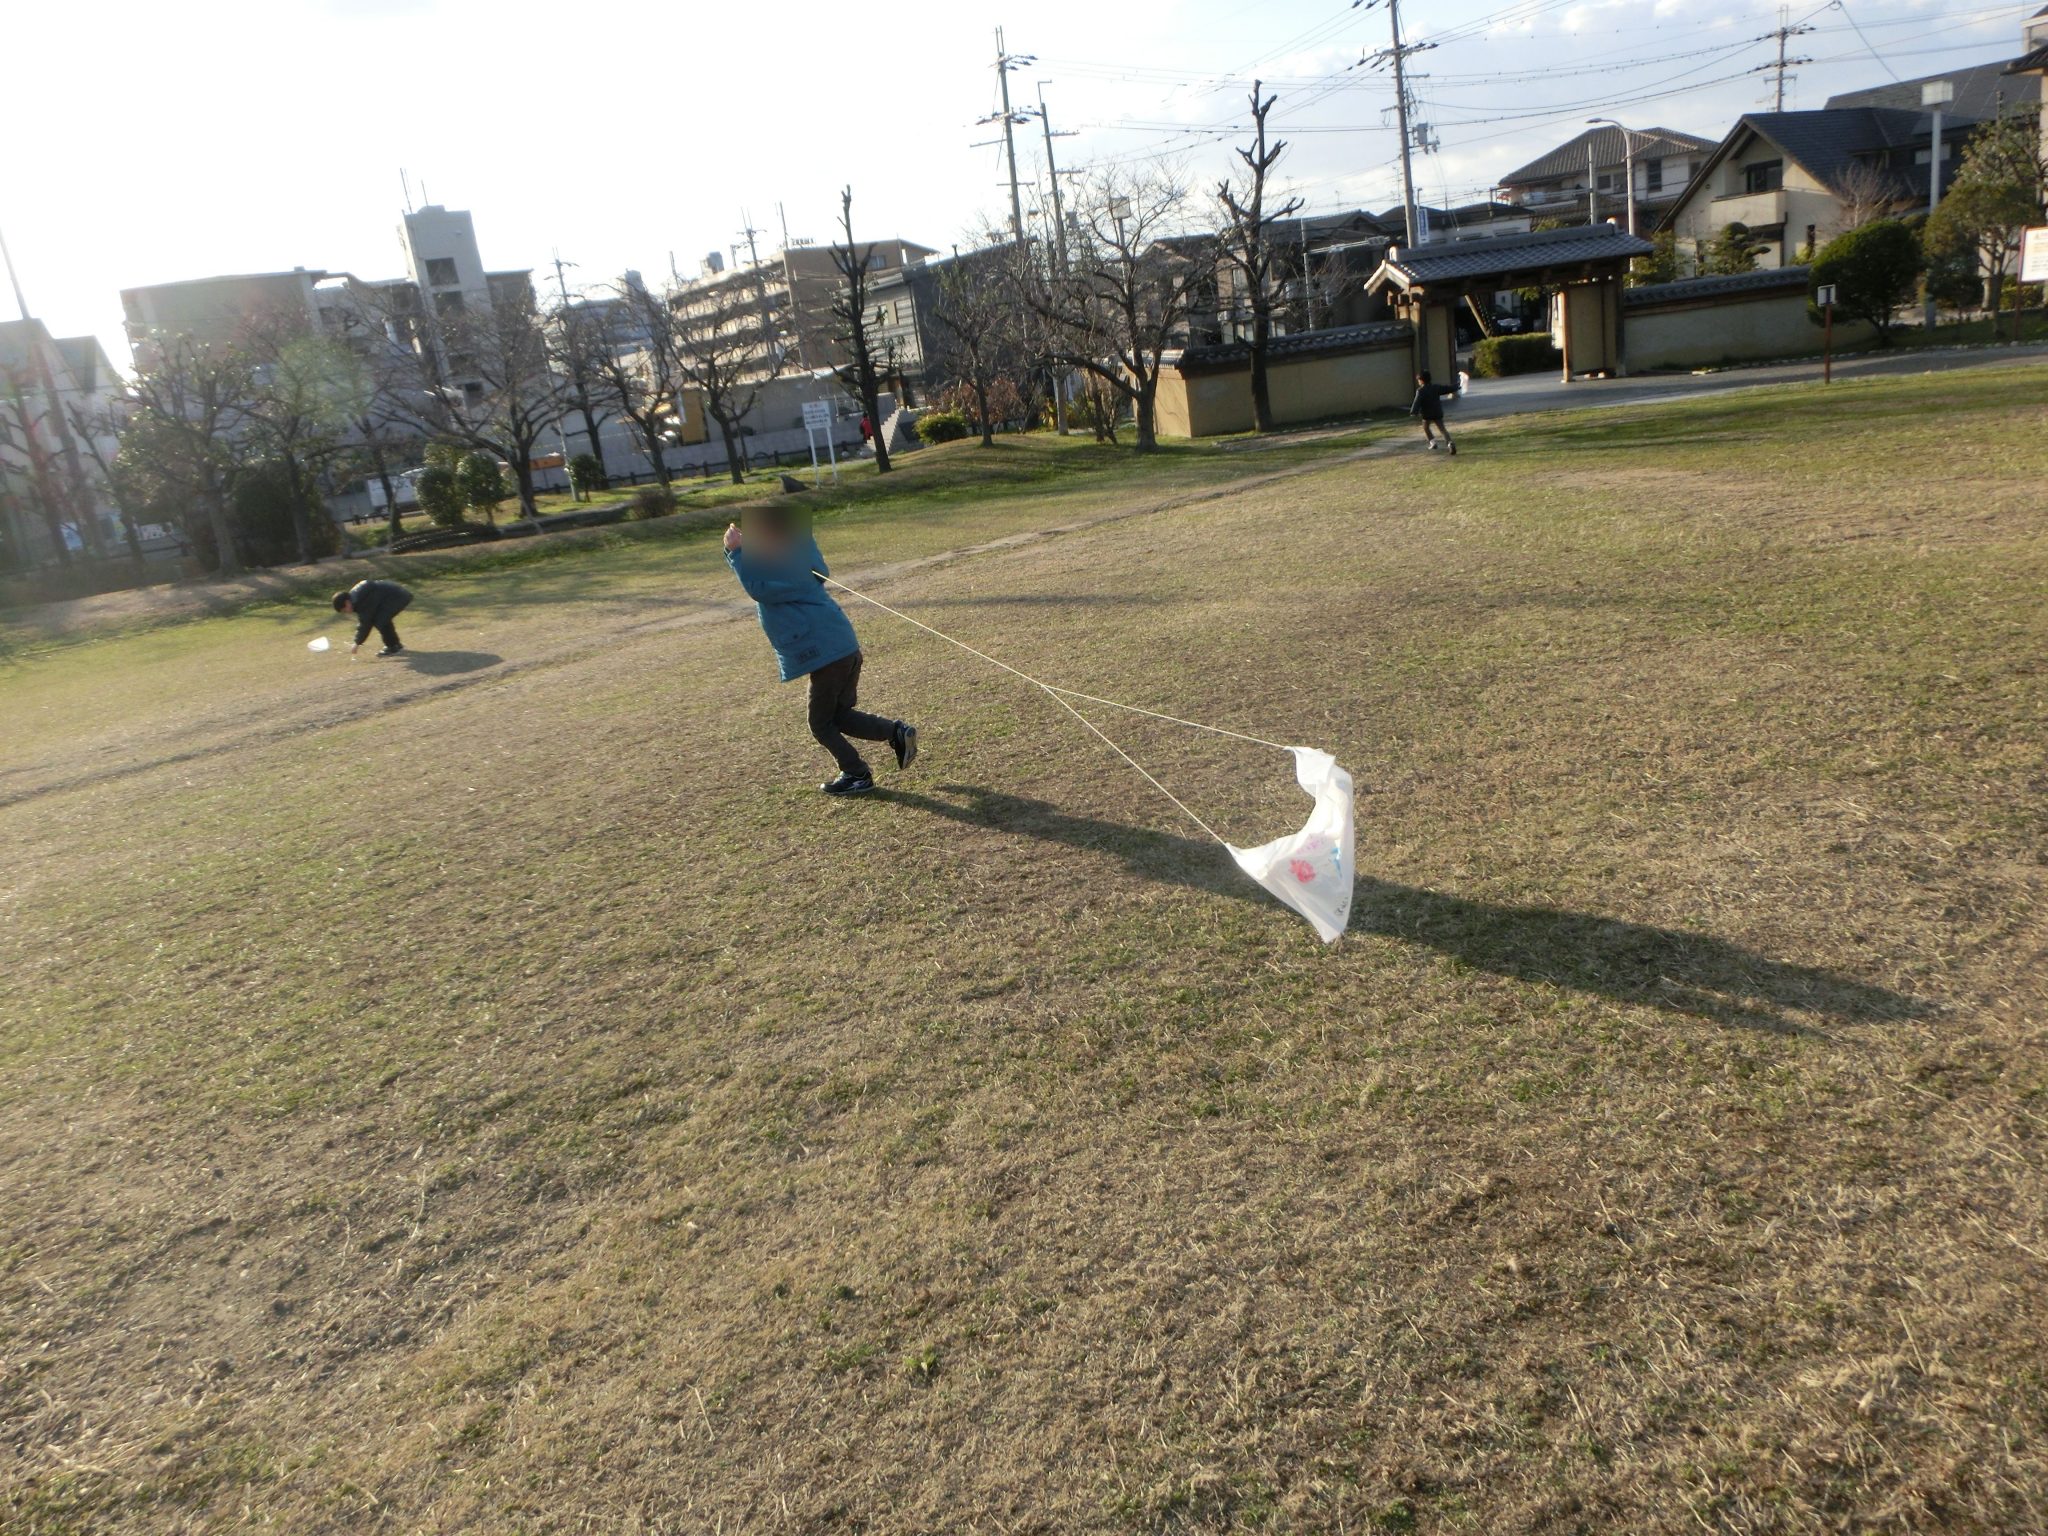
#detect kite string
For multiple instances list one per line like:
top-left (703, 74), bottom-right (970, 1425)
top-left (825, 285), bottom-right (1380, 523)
top-left (814, 570), bottom-right (1281, 849)
top-left (813, 572), bottom-right (1294, 750)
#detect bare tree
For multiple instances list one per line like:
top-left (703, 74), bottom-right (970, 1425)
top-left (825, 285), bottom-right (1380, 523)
top-left (0, 360), bottom-right (79, 566)
top-left (588, 282), bottom-right (687, 488)
top-left (122, 333), bottom-right (258, 574)
top-left (1830, 158), bottom-right (1913, 237)
top-left (928, 238), bottom-right (1027, 448)
top-left (674, 277), bottom-right (779, 485)
top-left (63, 396), bottom-right (148, 565)
top-left (1217, 81), bottom-right (1304, 434)
top-left (828, 187), bottom-right (892, 474)
top-left (432, 290), bottom-right (570, 522)
top-left (545, 298), bottom-right (616, 487)
top-left (1023, 166), bottom-right (1218, 452)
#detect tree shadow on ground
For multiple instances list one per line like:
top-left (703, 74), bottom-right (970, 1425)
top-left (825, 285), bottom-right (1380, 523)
top-left (394, 650), bottom-right (502, 677)
top-left (880, 783), bottom-right (1930, 1036)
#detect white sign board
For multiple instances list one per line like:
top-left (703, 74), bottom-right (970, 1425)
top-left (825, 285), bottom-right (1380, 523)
top-left (1815, 284), bottom-right (1838, 307)
top-left (2021, 226), bottom-right (2048, 286)
top-left (801, 400), bottom-right (839, 486)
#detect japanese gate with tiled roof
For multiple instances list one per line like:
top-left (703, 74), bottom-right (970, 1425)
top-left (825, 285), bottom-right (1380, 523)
top-left (1365, 224), bottom-right (1654, 382)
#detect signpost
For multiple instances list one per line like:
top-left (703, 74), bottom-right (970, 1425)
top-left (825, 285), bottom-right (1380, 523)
top-left (1816, 283), bottom-right (1837, 384)
top-left (801, 400), bottom-right (839, 487)
top-left (2022, 226), bottom-right (2048, 286)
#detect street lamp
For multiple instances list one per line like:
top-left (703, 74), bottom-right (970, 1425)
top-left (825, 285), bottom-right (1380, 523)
top-left (1586, 117), bottom-right (1639, 236)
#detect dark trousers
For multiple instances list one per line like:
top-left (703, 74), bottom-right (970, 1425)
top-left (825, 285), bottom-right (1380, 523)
top-left (807, 652), bottom-right (894, 777)
top-left (373, 618), bottom-right (402, 649)
top-left (1419, 414), bottom-right (1451, 441)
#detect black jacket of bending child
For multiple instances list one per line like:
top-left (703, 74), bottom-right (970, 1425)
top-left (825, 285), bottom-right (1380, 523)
top-left (333, 579), bottom-right (413, 655)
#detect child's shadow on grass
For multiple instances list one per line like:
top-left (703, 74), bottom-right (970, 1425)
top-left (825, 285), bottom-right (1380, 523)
top-left (880, 783), bottom-right (1929, 1036)
top-left (394, 650), bottom-right (501, 677)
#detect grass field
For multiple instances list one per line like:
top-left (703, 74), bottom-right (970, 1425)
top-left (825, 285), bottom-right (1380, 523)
top-left (3, 366), bottom-right (2045, 1534)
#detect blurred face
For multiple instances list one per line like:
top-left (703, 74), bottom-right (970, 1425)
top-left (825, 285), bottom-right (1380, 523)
top-left (742, 509), bottom-right (804, 557)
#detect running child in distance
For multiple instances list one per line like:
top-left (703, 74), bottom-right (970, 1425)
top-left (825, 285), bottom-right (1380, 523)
top-left (1411, 371), bottom-right (1459, 455)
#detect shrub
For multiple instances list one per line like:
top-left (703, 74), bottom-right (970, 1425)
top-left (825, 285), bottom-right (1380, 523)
top-left (568, 453), bottom-right (604, 497)
top-left (457, 452), bottom-right (507, 522)
top-left (915, 410), bottom-right (971, 444)
top-left (628, 486), bottom-right (676, 521)
top-left (414, 466), bottom-right (466, 529)
top-left (1703, 221), bottom-right (1769, 276)
top-left (1811, 218), bottom-right (1924, 344)
top-left (1471, 334), bottom-right (1561, 377)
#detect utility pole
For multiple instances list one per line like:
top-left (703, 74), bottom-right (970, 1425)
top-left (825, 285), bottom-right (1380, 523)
top-left (1922, 79), bottom-right (1954, 331)
top-left (0, 222), bottom-right (29, 320)
top-left (737, 209), bottom-right (777, 348)
top-left (981, 29), bottom-right (1035, 247)
top-left (1369, 0), bottom-right (1433, 249)
top-left (1768, 7), bottom-right (1815, 111)
top-left (1036, 82), bottom-right (1073, 273)
top-left (1035, 81), bottom-right (1075, 435)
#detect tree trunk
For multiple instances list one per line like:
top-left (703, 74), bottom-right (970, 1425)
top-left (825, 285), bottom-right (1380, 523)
top-left (285, 449), bottom-right (314, 565)
top-left (1248, 307), bottom-right (1274, 434)
top-left (371, 444), bottom-right (402, 543)
top-left (1133, 377), bottom-right (1158, 452)
top-left (717, 418), bottom-right (744, 485)
top-left (864, 384), bottom-right (892, 473)
top-left (580, 406), bottom-right (608, 485)
top-left (974, 375), bottom-right (994, 447)
top-left (204, 472), bottom-right (241, 575)
top-left (514, 460), bottom-right (538, 521)
top-left (641, 423), bottom-right (672, 486)
top-left (35, 486), bottom-right (71, 566)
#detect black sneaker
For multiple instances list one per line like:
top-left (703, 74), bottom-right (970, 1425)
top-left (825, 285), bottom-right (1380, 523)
top-left (822, 772), bottom-right (875, 796)
top-left (377, 645), bottom-right (407, 657)
top-left (1447, 442), bottom-right (1458, 456)
top-left (891, 721), bottom-right (918, 772)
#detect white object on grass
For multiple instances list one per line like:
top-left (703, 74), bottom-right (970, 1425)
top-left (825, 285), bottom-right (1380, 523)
top-left (307, 635), bottom-right (331, 652)
top-left (1226, 748), bottom-right (1355, 945)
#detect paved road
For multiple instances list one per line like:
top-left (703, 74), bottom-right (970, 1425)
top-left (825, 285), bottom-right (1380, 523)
top-left (1450, 340), bottom-right (2048, 423)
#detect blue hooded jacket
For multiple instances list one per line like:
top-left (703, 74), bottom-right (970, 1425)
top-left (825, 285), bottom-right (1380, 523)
top-left (726, 533), bottom-right (861, 682)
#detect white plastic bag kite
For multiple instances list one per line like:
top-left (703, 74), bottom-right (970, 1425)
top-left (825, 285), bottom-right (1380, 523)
top-left (306, 635), bottom-right (331, 653)
top-left (1226, 747), bottom-right (1355, 944)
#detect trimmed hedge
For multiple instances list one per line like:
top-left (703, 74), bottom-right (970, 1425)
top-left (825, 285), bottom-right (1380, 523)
top-left (1470, 333), bottom-right (1561, 377)
top-left (915, 410), bottom-right (971, 444)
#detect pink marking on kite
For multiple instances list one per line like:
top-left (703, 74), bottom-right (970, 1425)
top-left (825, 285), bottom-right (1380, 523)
top-left (1289, 858), bottom-right (1317, 884)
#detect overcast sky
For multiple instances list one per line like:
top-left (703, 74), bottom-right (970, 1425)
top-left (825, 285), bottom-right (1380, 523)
top-left (6, 0), bottom-right (2031, 371)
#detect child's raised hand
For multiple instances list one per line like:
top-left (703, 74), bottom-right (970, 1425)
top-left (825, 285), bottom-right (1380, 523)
top-left (722, 523), bottom-right (742, 552)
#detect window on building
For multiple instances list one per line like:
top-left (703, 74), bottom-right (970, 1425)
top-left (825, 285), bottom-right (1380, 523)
top-left (435, 290), bottom-right (466, 316)
top-left (1645, 159), bottom-right (1664, 193)
top-left (1744, 159), bottom-right (1783, 194)
top-left (1597, 171), bottom-right (1619, 193)
top-left (426, 257), bottom-right (459, 286)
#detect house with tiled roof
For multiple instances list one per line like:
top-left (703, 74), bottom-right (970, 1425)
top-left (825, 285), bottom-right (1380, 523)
top-left (1661, 26), bottom-right (2044, 269)
top-left (1496, 125), bottom-right (1717, 234)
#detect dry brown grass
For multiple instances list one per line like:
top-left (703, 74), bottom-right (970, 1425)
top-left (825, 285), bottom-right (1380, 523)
top-left (3, 367), bottom-right (2045, 1534)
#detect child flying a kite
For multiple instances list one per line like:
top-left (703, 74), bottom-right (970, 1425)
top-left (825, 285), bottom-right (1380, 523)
top-left (724, 507), bottom-right (917, 797)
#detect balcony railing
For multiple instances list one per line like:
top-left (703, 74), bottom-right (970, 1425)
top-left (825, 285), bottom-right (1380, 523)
top-left (1706, 189), bottom-right (1788, 228)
